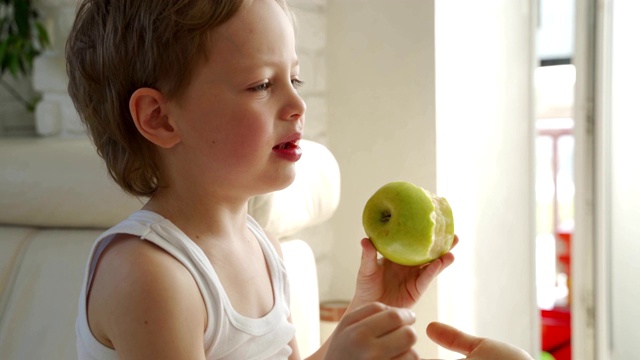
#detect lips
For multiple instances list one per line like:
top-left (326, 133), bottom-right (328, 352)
top-left (273, 141), bottom-right (299, 151)
top-left (272, 135), bottom-right (302, 162)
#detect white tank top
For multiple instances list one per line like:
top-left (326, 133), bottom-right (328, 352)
top-left (76, 210), bottom-right (295, 359)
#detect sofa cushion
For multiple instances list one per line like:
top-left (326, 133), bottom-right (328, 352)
top-left (0, 138), bottom-right (340, 239)
top-left (282, 239), bottom-right (321, 356)
top-left (248, 140), bottom-right (341, 238)
top-left (0, 227), bottom-right (35, 308)
top-left (0, 138), bottom-right (141, 228)
top-left (0, 229), bottom-right (101, 360)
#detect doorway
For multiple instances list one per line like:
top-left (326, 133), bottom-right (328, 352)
top-left (534, 0), bottom-right (576, 359)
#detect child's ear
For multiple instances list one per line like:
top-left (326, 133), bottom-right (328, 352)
top-left (129, 88), bottom-right (180, 149)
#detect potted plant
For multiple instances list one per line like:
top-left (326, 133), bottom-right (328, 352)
top-left (0, 0), bottom-right (50, 112)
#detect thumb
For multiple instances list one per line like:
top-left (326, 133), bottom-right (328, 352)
top-left (426, 321), bottom-right (483, 356)
top-left (357, 238), bottom-right (379, 277)
top-left (338, 302), bottom-right (389, 329)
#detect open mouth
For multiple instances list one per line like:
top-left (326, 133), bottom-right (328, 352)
top-left (273, 141), bottom-right (299, 151)
top-left (272, 139), bottom-right (302, 162)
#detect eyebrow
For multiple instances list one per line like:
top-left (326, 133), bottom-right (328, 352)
top-left (254, 56), bottom-right (299, 67)
top-left (236, 57), bottom-right (300, 71)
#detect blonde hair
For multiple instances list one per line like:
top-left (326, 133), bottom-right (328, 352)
top-left (66, 0), bottom-right (293, 197)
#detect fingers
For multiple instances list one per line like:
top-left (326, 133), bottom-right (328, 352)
top-left (378, 325), bottom-right (419, 359)
top-left (365, 308), bottom-right (418, 359)
top-left (451, 234), bottom-right (460, 249)
top-left (363, 305), bottom-right (416, 338)
top-left (426, 321), bottom-right (482, 356)
top-left (426, 322), bottom-right (535, 360)
top-left (362, 234), bottom-right (458, 275)
top-left (414, 251), bottom-right (455, 295)
top-left (432, 251), bottom-right (455, 275)
top-left (391, 351), bottom-right (420, 360)
top-left (338, 302), bottom-right (390, 328)
top-left (425, 234), bottom-right (458, 275)
top-left (334, 303), bottom-right (419, 359)
top-left (432, 234), bottom-right (458, 274)
top-left (340, 303), bottom-right (416, 337)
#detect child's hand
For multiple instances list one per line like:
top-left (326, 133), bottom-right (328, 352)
top-left (426, 322), bottom-right (534, 360)
top-left (349, 236), bottom-right (457, 311)
top-left (324, 302), bottom-right (419, 360)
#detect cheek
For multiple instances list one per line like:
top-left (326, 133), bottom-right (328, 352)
top-left (179, 96), bottom-right (273, 154)
top-left (212, 115), bottom-right (271, 153)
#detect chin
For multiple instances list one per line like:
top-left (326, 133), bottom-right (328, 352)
top-left (258, 169), bottom-right (296, 195)
top-left (274, 172), bottom-right (296, 191)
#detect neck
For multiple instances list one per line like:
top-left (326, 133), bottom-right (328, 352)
top-left (142, 185), bottom-right (252, 245)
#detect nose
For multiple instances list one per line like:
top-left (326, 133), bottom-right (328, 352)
top-left (281, 86), bottom-right (306, 122)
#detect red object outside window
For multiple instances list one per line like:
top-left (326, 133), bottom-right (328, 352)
top-left (541, 307), bottom-right (571, 360)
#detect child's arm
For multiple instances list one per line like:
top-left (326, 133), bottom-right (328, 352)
top-left (88, 235), bottom-right (208, 360)
top-left (267, 233), bottom-right (418, 360)
top-left (300, 236), bottom-right (457, 359)
top-left (271, 231), bottom-right (453, 359)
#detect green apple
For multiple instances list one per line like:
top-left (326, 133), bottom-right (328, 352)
top-left (362, 181), bottom-right (455, 266)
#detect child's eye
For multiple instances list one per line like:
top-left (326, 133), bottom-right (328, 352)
top-left (250, 81), bottom-right (272, 92)
top-left (291, 78), bottom-right (305, 90)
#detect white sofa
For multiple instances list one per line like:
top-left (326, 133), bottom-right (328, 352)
top-left (0, 137), bottom-right (340, 359)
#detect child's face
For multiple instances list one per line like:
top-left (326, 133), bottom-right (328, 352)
top-left (166, 0), bottom-right (305, 196)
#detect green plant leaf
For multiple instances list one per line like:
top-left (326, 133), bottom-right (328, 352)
top-left (27, 93), bottom-right (41, 112)
top-left (0, 0), bottom-right (51, 111)
top-left (0, 40), bottom-right (8, 65)
top-left (8, 51), bottom-right (19, 77)
top-left (0, 16), bottom-right (8, 35)
top-left (35, 21), bottom-right (49, 47)
top-left (13, 0), bottom-right (30, 37)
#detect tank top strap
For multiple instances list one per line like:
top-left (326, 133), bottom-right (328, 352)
top-left (246, 215), bottom-right (289, 304)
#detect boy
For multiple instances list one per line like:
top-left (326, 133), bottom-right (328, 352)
top-left (67, 0), bottom-right (456, 359)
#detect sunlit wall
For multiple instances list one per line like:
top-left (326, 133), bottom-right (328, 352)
top-left (434, 0), bottom-right (538, 357)
top-left (609, 0), bottom-right (640, 358)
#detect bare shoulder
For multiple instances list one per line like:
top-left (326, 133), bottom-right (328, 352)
top-left (88, 233), bottom-right (207, 359)
top-left (263, 228), bottom-right (284, 259)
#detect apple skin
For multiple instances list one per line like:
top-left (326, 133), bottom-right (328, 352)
top-left (362, 181), bottom-right (454, 266)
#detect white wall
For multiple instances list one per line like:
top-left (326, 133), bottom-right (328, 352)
top-left (0, 75), bottom-right (36, 135)
top-left (326, 0), bottom-right (438, 356)
top-left (574, 0), bottom-right (640, 357)
top-left (609, 1), bottom-right (640, 358)
top-left (32, 0), bottom-right (85, 137)
top-left (434, 0), bottom-right (538, 357)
